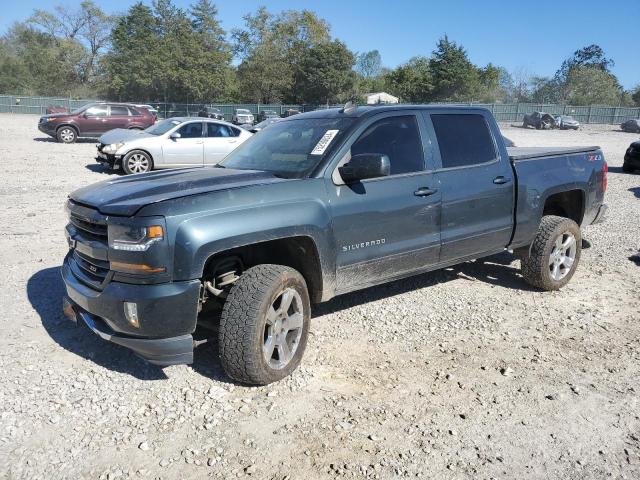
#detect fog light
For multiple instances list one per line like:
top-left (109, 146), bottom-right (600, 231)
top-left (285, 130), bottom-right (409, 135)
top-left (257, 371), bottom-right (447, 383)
top-left (124, 302), bottom-right (140, 328)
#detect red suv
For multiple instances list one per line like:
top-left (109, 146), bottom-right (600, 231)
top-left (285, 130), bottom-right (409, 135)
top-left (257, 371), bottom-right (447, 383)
top-left (38, 103), bottom-right (156, 143)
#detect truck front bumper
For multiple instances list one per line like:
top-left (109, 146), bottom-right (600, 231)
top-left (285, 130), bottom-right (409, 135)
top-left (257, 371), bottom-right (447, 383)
top-left (61, 257), bottom-right (200, 366)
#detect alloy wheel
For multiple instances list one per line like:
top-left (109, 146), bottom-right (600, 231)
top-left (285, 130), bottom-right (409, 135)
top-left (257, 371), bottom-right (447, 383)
top-left (549, 232), bottom-right (577, 281)
top-left (262, 288), bottom-right (304, 369)
top-left (127, 153), bottom-right (150, 173)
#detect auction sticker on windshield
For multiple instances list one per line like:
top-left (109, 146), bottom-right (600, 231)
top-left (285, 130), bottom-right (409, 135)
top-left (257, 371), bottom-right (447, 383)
top-left (311, 130), bottom-right (339, 155)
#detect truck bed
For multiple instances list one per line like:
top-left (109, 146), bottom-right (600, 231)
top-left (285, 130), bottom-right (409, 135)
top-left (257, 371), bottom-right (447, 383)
top-left (507, 146), bottom-right (600, 161)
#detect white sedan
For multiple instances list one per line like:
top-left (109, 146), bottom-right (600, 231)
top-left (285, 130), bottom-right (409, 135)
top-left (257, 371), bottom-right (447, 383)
top-left (95, 117), bottom-right (252, 174)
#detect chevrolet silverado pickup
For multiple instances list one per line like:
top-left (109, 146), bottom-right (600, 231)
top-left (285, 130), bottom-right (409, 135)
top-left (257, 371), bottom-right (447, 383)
top-left (61, 105), bottom-right (608, 385)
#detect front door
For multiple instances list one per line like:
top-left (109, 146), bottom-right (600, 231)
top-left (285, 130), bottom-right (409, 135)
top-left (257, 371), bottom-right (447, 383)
top-left (161, 121), bottom-right (204, 166)
top-left (204, 122), bottom-right (240, 164)
top-left (81, 104), bottom-right (109, 135)
top-left (427, 112), bottom-right (514, 262)
top-left (327, 112), bottom-right (441, 294)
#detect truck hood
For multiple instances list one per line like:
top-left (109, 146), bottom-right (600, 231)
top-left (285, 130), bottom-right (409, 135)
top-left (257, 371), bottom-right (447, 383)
top-left (69, 167), bottom-right (287, 216)
top-left (98, 128), bottom-right (153, 144)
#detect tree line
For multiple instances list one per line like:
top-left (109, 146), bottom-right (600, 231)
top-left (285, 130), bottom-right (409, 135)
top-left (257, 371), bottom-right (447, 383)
top-left (1, 0), bottom-right (639, 107)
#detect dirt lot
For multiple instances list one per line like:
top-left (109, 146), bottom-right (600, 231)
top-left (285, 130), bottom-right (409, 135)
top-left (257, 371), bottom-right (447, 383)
top-left (0, 114), bottom-right (639, 480)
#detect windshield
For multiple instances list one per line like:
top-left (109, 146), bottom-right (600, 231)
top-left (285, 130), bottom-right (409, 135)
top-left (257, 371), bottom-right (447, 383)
top-left (145, 118), bottom-right (183, 135)
top-left (220, 117), bottom-right (354, 178)
top-left (70, 103), bottom-right (94, 115)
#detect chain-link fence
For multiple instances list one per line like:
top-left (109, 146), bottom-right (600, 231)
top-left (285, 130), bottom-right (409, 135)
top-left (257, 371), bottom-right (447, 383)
top-left (1, 94), bottom-right (639, 125)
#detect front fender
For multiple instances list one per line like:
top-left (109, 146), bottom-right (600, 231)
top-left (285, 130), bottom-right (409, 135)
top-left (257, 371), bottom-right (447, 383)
top-left (172, 199), bottom-right (335, 292)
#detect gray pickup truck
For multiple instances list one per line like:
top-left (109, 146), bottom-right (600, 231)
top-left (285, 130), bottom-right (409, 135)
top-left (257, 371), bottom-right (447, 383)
top-left (61, 105), bottom-right (608, 385)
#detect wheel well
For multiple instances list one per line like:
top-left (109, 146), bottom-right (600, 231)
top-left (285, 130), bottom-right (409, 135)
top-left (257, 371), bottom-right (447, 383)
top-left (57, 124), bottom-right (78, 135)
top-left (124, 148), bottom-right (154, 163)
top-left (202, 236), bottom-right (323, 303)
top-left (542, 190), bottom-right (585, 225)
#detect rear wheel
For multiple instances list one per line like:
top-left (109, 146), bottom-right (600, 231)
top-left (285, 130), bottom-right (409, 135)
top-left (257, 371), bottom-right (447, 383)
top-left (56, 126), bottom-right (77, 144)
top-left (521, 215), bottom-right (581, 291)
top-left (218, 264), bottom-right (310, 385)
top-left (122, 150), bottom-right (153, 174)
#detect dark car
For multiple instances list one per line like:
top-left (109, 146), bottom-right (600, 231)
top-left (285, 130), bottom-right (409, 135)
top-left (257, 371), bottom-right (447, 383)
top-left (249, 118), bottom-right (281, 133)
top-left (624, 140), bottom-right (640, 172)
top-left (198, 106), bottom-right (224, 120)
top-left (38, 103), bottom-right (156, 143)
top-left (258, 110), bottom-right (279, 122)
top-left (281, 108), bottom-right (300, 118)
top-left (61, 105), bottom-right (607, 385)
top-left (523, 111), bottom-right (556, 130)
top-left (621, 119), bottom-right (640, 133)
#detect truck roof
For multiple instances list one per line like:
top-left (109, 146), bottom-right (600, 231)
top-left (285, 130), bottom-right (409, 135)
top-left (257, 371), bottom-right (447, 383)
top-left (291, 104), bottom-right (491, 120)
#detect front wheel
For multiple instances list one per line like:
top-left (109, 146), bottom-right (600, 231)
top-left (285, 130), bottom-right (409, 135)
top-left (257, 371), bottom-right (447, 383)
top-left (218, 264), bottom-right (310, 385)
top-left (122, 150), bottom-right (153, 174)
top-left (521, 215), bottom-right (582, 291)
top-left (56, 126), bottom-right (77, 144)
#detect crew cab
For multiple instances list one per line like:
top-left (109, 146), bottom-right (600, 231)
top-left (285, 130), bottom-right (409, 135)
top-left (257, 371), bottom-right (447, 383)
top-left (61, 105), bottom-right (608, 385)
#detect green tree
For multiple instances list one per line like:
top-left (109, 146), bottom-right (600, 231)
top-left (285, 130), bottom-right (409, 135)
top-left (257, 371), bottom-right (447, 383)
top-left (233, 7), bottom-right (330, 103)
top-left (630, 85), bottom-right (640, 107)
top-left (563, 65), bottom-right (624, 105)
top-left (555, 44), bottom-right (614, 83)
top-left (429, 36), bottom-right (480, 101)
top-left (383, 56), bottom-right (432, 102)
top-left (296, 40), bottom-right (355, 104)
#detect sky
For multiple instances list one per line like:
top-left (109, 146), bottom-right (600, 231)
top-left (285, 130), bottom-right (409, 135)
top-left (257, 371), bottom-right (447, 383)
top-left (2, 0), bottom-right (639, 89)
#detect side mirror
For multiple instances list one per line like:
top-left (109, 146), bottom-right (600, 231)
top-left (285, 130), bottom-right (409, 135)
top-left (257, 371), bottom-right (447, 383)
top-left (338, 153), bottom-right (391, 183)
top-left (82, 113), bottom-right (89, 118)
top-left (169, 132), bottom-right (181, 140)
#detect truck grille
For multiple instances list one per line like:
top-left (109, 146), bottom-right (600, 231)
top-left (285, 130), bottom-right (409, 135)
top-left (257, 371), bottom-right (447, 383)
top-left (73, 250), bottom-right (109, 285)
top-left (69, 211), bottom-right (108, 241)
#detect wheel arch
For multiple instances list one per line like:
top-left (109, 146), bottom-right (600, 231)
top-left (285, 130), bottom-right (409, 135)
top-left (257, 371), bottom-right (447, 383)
top-left (542, 189), bottom-right (586, 226)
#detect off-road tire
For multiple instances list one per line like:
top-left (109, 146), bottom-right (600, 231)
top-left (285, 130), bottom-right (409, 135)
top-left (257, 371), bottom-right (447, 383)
top-left (122, 150), bottom-right (153, 174)
top-left (622, 162), bottom-right (634, 173)
top-left (521, 215), bottom-right (581, 291)
top-left (219, 264), bottom-right (311, 385)
top-left (56, 126), bottom-right (77, 144)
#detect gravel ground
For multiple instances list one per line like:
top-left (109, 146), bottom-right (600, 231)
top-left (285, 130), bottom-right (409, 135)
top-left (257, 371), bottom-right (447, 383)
top-left (0, 115), bottom-right (639, 480)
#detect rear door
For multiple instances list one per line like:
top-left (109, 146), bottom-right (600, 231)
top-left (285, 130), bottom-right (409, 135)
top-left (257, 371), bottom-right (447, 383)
top-left (427, 111), bottom-right (514, 262)
top-left (106, 105), bottom-right (132, 130)
top-left (327, 111), bottom-right (442, 293)
top-left (204, 123), bottom-right (241, 164)
top-left (161, 121), bottom-right (204, 166)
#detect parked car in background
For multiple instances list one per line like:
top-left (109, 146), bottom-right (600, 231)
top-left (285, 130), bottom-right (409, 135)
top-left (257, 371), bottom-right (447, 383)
top-left (135, 104), bottom-right (159, 119)
top-left (282, 108), bottom-right (300, 118)
top-left (621, 119), bottom-right (640, 133)
top-left (46, 105), bottom-right (70, 114)
top-left (624, 140), bottom-right (640, 173)
top-left (62, 105), bottom-right (607, 384)
top-left (38, 103), bottom-right (156, 143)
top-left (523, 111), bottom-right (556, 130)
top-left (232, 109), bottom-right (254, 125)
top-left (198, 106), bottom-right (225, 120)
top-left (555, 115), bottom-right (580, 130)
top-left (249, 118), bottom-right (281, 133)
top-left (257, 110), bottom-right (279, 122)
top-left (95, 117), bottom-right (251, 174)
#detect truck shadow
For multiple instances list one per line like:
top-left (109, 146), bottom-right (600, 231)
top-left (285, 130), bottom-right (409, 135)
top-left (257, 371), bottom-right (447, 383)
top-left (28, 254), bottom-right (532, 383)
top-left (28, 266), bottom-right (237, 383)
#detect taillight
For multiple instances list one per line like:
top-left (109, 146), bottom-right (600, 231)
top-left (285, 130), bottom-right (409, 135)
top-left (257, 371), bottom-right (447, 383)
top-left (602, 160), bottom-right (608, 193)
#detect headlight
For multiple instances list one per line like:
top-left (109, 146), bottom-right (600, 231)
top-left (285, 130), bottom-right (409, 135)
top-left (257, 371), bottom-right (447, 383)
top-left (102, 142), bottom-right (124, 154)
top-left (108, 224), bottom-right (163, 251)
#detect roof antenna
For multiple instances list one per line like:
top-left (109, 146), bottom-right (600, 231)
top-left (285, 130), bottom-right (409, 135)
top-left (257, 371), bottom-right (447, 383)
top-left (340, 100), bottom-right (357, 114)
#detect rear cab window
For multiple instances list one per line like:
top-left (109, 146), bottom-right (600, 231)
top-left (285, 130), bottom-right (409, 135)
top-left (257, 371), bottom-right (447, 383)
top-left (431, 114), bottom-right (497, 169)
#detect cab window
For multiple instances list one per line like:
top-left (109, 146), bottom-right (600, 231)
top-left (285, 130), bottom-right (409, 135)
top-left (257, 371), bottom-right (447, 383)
top-left (85, 105), bottom-right (108, 117)
top-left (177, 122), bottom-right (203, 138)
top-left (351, 115), bottom-right (424, 175)
top-left (207, 123), bottom-right (238, 138)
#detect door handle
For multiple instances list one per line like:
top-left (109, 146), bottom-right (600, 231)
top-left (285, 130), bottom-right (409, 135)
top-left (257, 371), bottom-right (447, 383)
top-left (493, 176), bottom-right (511, 185)
top-left (414, 187), bottom-right (438, 197)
